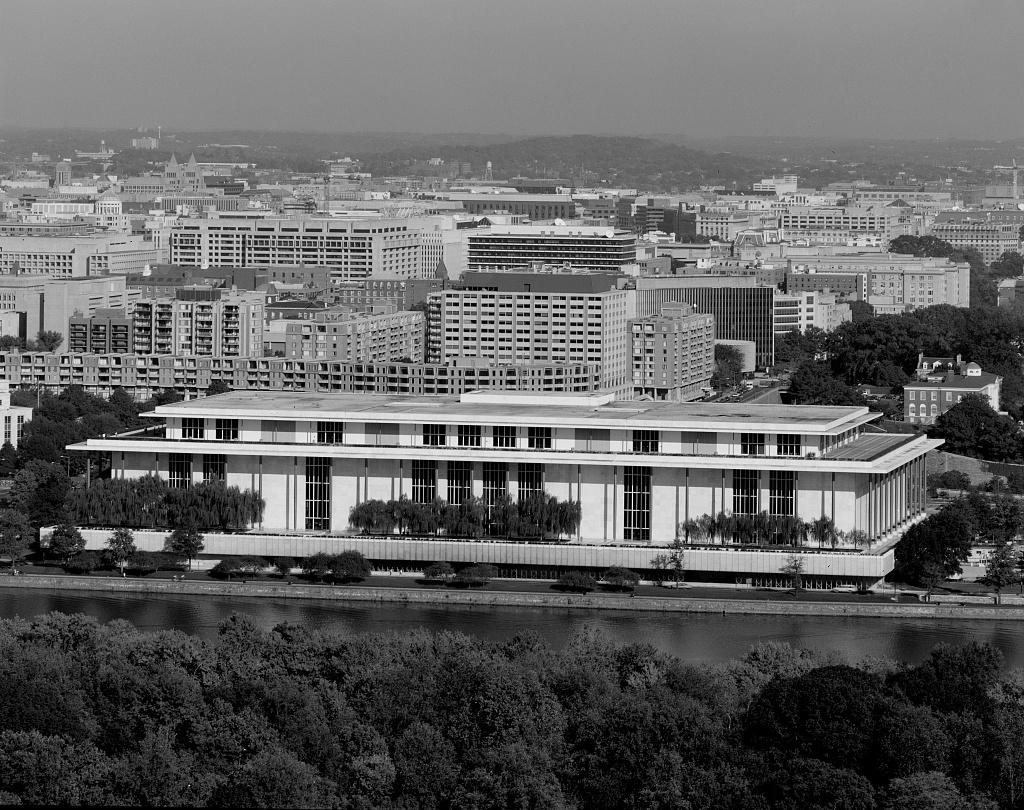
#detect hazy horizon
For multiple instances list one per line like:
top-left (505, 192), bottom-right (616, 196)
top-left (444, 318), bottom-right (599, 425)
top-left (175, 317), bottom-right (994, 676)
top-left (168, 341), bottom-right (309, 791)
top-left (3, 0), bottom-right (1023, 141)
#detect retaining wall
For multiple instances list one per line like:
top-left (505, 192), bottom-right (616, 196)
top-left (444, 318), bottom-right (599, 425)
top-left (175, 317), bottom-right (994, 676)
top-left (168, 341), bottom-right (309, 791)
top-left (1, 574), bottom-right (1021, 619)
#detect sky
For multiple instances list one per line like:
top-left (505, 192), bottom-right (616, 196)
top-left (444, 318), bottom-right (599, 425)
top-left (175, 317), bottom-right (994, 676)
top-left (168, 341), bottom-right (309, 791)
top-left (2, 0), bottom-right (1023, 140)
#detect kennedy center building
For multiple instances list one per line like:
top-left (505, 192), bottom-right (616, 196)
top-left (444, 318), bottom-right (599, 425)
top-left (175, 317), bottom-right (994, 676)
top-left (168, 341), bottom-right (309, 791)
top-left (71, 390), bottom-right (940, 586)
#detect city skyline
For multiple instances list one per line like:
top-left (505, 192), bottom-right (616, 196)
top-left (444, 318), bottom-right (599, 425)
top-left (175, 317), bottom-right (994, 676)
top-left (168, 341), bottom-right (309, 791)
top-left (2, 0), bottom-right (1023, 140)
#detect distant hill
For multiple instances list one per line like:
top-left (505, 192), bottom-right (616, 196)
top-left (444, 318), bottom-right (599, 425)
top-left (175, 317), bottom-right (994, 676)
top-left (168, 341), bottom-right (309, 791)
top-left (360, 134), bottom-right (773, 191)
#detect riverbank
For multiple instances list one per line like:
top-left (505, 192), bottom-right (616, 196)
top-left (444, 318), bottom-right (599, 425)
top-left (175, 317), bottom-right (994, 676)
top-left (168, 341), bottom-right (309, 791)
top-left (0, 572), bottom-right (1020, 619)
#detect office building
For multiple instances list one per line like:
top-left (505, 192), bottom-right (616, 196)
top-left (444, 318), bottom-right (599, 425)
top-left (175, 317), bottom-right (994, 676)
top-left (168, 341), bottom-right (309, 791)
top-left (779, 205), bottom-right (912, 244)
top-left (132, 287), bottom-right (264, 357)
top-left (446, 194), bottom-right (575, 219)
top-left (630, 303), bottom-right (715, 401)
top-left (69, 391), bottom-right (940, 587)
top-left (904, 355), bottom-right (1002, 425)
top-left (630, 276), bottom-right (775, 368)
top-left (752, 176), bottom-right (799, 195)
top-left (0, 274), bottom-right (138, 340)
top-left (280, 311), bottom-right (424, 362)
top-left (773, 291), bottom-right (851, 336)
top-left (0, 233), bottom-right (164, 278)
top-left (427, 272), bottom-right (631, 394)
top-left (784, 253), bottom-right (970, 311)
top-left (168, 218), bottom-right (423, 281)
top-left (465, 225), bottom-right (637, 273)
top-left (930, 211), bottom-right (1024, 263)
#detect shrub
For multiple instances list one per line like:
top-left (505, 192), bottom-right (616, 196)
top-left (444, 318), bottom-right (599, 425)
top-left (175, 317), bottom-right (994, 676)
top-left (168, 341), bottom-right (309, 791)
top-left (124, 551), bottom-right (185, 577)
top-left (272, 557), bottom-right (295, 578)
top-left (62, 550), bottom-right (104, 575)
top-left (330, 551), bottom-right (371, 582)
top-left (453, 563), bottom-right (499, 587)
top-left (556, 571), bottom-right (597, 593)
top-left (423, 561), bottom-right (455, 582)
top-left (602, 566), bottom-right (640, 591)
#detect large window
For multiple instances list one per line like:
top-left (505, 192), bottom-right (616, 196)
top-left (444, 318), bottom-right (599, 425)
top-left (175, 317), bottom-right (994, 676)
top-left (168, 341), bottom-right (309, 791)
top-left (517, 463), bottom-right (544, 501)
top-left (732, 469), bottom-right (760, 515)
top-left (168, 453), bottom-right (192, 489)
top-left (624, 466), bottom-right (652, 542)
top-left (181, 418), bottom-right (204, 440)
top-left (458, 425), bottom-right (482, 447)
top-left (411, 460), bottom-right (436, 504)
top-left (203, 454), bottom-right (226, 483)
top-left (740, 433), bottom-right (765, 456)
top-left (316, 421), bottom-right (345, 444)
top-left (482, 462), bottom-right (508, 531)
top-left (493, 425), bottom-right (517, 448)
top-left (447, 461), bottom-right (473, 506)
top-left (769, 470), bottom-right (795, 516)
top-left (215, 419), bottom-right (238, 441)
top-left (527, 427), bottom-right (552, 450)
top-left (305, 457), bottom-right (331, 530)
top-left (776, 434), bottom-right (801, 456)
top-left (632, 430), bottom-right (660, 453)
top-left (423, 424), bottom-right (446, 446)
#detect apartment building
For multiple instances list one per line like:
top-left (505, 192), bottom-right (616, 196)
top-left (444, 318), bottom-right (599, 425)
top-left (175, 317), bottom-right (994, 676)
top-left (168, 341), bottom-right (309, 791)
top-left (465, 225), bottom-right (637, 273)
top-left (281, 311), bottom-right (424, 362)
top-left (131, 287), bottom-right (264, 357)
top-left (68, 308), bottom-right (133, 353)
top-left (629, 302), bottom-right (715, 401)
top-left (427, 272), bottom-right (631, 394)
top-left (773, 291), bottom-right (852, 336)
top-left (0, 352), bottom-right (601, 401)
top-left (69, 391), bottom-right (940, 586)
top-left (168, 218), bottom-right (423, 281)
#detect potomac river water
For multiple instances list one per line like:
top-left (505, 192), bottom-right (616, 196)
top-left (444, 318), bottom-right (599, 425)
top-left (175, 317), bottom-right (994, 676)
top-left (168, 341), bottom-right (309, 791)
top-left (0, 588), bottom-right (1020, 666)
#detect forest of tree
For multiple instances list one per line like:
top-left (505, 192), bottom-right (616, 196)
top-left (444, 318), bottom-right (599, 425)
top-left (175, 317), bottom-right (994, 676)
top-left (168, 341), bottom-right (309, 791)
top-left (0, 613), bottom-right (1010, 809)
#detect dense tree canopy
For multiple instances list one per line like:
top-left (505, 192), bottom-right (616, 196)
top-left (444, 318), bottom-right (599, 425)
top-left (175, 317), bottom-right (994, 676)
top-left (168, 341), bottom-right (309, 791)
top-left (0, 614), bottom-right (1010, 808)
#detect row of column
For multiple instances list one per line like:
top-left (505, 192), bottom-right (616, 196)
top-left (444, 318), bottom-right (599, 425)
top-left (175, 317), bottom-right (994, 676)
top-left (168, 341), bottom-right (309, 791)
top-left (866, 457), bottom-right (926, 540)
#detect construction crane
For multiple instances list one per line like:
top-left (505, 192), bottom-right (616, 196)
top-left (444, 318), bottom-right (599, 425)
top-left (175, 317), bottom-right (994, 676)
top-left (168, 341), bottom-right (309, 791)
top-left (993, 158), bottom-right (1021, 202)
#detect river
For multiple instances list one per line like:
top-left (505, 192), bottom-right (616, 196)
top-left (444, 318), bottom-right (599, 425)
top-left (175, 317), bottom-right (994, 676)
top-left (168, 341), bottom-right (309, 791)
top-left (0, 589), bottom-right (1019, 667)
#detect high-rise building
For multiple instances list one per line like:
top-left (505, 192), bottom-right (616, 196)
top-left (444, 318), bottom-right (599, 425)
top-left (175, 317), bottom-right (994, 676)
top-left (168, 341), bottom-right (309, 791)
top-left (53, 161), bottom-right (72, 188)
top-left (168, 218), bottom-right (423, 281)
top-left (629, 303), bottom-right (715, 401)
top-left (131, 287), bottom-right (264, 356)
top-left (68, 308), bottom-right (133, 353)
top-left (630, 276), bottom-right (775, 368)
top-left (465, 225), bottom-right (637, 273)
top-left (427, 272), bottom-right (631, 394)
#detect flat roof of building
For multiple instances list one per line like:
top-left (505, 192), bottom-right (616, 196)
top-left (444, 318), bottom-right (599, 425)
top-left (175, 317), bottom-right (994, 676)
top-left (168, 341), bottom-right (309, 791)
top-left (150, 390), bottom-right (877, 434)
